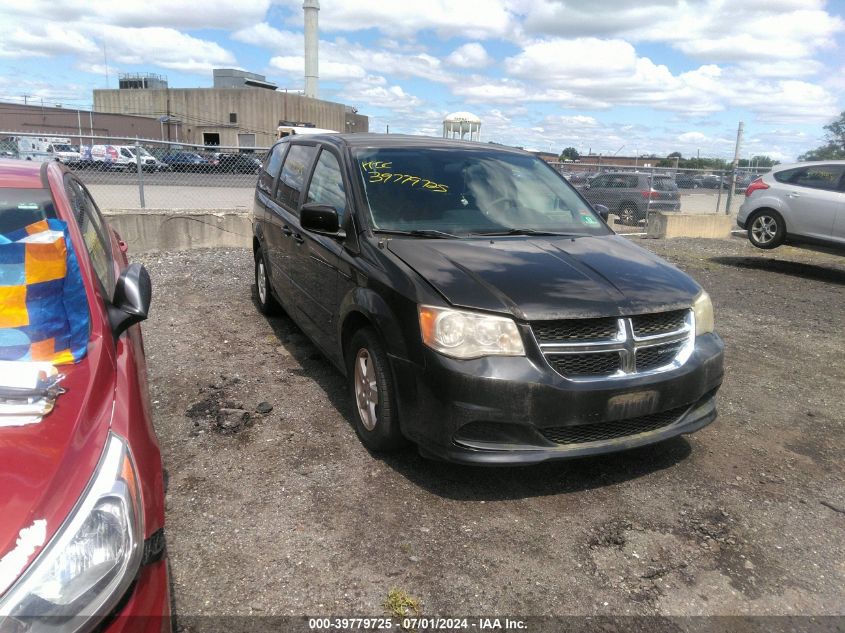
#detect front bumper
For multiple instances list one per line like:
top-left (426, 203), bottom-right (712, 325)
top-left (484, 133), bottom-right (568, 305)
top-left (102, 559), bottom-right (171, 633)
top-left (392, 333), bottom-right (724, 465)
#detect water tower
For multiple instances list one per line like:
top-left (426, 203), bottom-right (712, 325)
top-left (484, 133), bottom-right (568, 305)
top-left (443, 112), bottom-right (481, 141)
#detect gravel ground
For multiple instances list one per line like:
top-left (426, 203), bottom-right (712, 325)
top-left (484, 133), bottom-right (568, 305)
top-left (137, 236), bottom-right (845, 624)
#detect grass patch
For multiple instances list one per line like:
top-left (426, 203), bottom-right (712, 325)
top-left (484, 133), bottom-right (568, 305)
top-left (384, 587), bottom-right (421, 619)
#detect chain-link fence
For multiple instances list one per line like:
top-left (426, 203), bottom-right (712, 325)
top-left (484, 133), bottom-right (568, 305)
top-left (1, 131), bottom-right (269, 210)
top-left (2, 131), bottom-right (769, 233)
top-left (550, 163), bottom-right (771, 234)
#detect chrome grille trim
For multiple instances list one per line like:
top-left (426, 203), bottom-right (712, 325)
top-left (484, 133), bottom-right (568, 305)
top-left (533, 310), bottom-right (694, 382)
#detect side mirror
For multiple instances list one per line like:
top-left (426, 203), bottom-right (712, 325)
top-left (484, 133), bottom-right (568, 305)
top-left (301, 202), bottom-right (341, 234)
top-left (109, 263), bottom-right (152, 338)
top-left (594, 204), bottom-right (610, 222)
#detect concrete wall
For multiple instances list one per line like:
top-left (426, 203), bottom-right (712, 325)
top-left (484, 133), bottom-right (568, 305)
top-left (647, 212), bottom-right (734, 239)
top-left (105, 209), bottom-right (251, 253)
top-left (94, 88), bottom-right (369, 147)
top-left (0, 102), bottom-right (163, 141)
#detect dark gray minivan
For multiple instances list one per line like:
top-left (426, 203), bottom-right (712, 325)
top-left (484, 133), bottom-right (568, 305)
top-left (252, 134), bottom-right (723, 465)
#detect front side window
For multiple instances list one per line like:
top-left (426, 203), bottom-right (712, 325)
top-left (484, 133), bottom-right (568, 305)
top-left (277, 144), bottom-right (317, 211)
top-left (355, 148), bottom-right (610, 236)
top-left (259, 142), bottom-right (287, 195)
top-left (306, 150), bottom-right (347, 220)
top-left (66, 180), bottom-right (114, 294)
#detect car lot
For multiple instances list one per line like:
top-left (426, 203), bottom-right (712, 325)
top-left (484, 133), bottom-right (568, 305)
top-left (139, 237), bottom-right (844, 621)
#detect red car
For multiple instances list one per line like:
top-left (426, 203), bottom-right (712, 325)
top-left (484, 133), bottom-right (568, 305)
top-left (0, 160), bottom-right (170, 632)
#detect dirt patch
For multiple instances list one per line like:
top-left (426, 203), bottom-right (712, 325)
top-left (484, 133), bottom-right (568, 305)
top-left (138, 240), bottom-right (845, 618)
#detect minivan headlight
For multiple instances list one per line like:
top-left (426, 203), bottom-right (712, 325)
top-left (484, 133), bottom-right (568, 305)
top-left (0, 433), bottom-right (143, 631)
top-left (418, 305), bottom-right (525, 359)
top-left (693, 290), bottom-right (714, 336)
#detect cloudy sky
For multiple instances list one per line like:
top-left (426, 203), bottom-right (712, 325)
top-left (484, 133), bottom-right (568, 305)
top-left (1, 0), bottom-right (843, 160)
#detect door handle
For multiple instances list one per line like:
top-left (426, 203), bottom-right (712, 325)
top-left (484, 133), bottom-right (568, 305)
top-left (282, 225), bottom-right (293, 236)
top-left (788, 193), bottom-right (800, 198)
top-left (293, 233), bottom-right (305, 245)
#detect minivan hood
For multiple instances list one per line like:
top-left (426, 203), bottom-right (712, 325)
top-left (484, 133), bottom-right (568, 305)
top-left (0, 338), bottom-right (113, 595)
top-left (387, 234), bottom-right (701, 320)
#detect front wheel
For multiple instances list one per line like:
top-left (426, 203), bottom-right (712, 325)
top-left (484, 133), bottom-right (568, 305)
top-left (618, 203), bottom-right (640, 226)
top-left (254, 247), bottom-right (280, 314)
top-left (346, 328), bottom-right (406, 452)
top-left (747, 210), bottom-right (785, 249)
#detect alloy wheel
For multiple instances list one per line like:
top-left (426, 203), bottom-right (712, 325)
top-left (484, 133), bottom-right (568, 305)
top-left (354, 348), bottom-right (379, 431)
top-left (751, 215), bottom-right (777, 245)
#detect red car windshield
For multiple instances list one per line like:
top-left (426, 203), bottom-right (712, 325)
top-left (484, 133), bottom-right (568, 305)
top-left (0, 188), bottom-right (57, 234)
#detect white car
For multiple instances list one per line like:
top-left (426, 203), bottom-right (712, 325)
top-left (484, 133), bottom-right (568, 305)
top-left (737, 161), bottom-right (845, 253)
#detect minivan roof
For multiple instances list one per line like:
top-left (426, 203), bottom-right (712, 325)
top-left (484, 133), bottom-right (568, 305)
top-left (283, 133), bottom-right (530, 155)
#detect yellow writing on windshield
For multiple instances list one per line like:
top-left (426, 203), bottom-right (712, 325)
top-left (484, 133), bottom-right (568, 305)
top-left (366, 170), bottom-right (448, 193)
top-left (361, 160), bottom-right (392, 172)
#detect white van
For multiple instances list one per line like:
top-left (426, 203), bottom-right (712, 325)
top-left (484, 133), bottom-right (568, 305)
top-left (12, 136), bottom-right (79, 163)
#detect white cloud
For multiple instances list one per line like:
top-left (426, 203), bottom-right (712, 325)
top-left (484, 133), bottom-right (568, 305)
top-left (98, 26), bottom-right (236, 73)
top-left (232, 23), bottom-right (302, 55)
top-left (270, 56), bottom-right (366, 81)
top-left (273, 0), bottom-right (516, 39)
top-left (0, 0), bottom-right (270, 30)
top-left (446, 43), bottom-right (493, 69)
top-left (0, 23), bottom-right (98, 58)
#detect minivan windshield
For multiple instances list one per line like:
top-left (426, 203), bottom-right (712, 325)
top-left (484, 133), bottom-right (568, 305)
top-left (355, 148), bottom-right (610, 237)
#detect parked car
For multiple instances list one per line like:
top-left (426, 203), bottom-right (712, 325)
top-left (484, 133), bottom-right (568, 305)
top-left (579, 171), bottom-right (681, 225)
top-left (0, 160), bottom-right (170, 630)
top-left (215, 152), bottom-right (261, 174)
top-left (160, 151), bottom-right (214, 172)
top-left (252, 134), bottom-right (724, 465)
top-left (119, 145), bottom-right (169, 172)
top-left (675, 173), bottom-right (704, 189)
top-left (697, 174), bottom-right (722, 189)
top-left (737, 161), bottom-right (845, 252)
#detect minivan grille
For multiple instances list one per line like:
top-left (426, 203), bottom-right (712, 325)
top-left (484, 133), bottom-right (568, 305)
top-left (540, 405), bottom-right (688, 445)
top-left (547, 352), bottom-right (621, 378)
top-left (532, 317), bottom-right (618, 342)
top-left (636, 341), bottom-right (687, 372)
top-left (533, 310), bottom-right (692, 380)
top-left (631, 310), bottom-right (688, 337)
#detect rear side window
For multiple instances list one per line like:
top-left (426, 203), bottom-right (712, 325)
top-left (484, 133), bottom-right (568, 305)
top-left (277, 144), bottom-right (318, 211)
top-left (0, 189), bottom-right (56, 234)
top-left (775, 165), bottom-right (845, 191)
top-left (653, 177), bottom-right (677, 192)
top-left (305, 150), bottom-right (347, 221)
top-left (259, 143), bottom-right (287, 195)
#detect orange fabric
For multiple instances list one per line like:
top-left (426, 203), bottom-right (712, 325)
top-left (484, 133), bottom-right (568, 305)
top-left (0, 286), bottom-right (29, 327)
top-left (25, 241), bottom-right (67, 284)
top-left (29, 338), bottom-right (56, 361)
top-left (24, 219), bottom-right (50, 235)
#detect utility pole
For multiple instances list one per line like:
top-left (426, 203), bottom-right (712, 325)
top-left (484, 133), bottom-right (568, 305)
top-left (724, 121), bottom-right (744, 215)
top-left (22, 94), bottom-right (31, 105)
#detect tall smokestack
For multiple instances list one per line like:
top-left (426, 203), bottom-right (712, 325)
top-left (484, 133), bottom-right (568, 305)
top-left (303, 0), bottom-right (319, 99)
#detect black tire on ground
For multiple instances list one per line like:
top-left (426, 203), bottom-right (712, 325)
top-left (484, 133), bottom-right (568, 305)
top-left (747, 209), bottom-right (786, 250)
top-left (618, 202), bottom-right (640, 226)
top-left (346, 327), bottom-right (406, 452)
top-left (254, 247), bottom-right (281, 315)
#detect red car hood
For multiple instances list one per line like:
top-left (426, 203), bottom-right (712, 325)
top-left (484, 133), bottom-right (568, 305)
top-left (0, 334), bottom-right (114, 596)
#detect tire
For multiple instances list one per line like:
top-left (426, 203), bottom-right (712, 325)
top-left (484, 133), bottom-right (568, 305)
top-left (254, 247), bottom-right (280, 315)
top-left (747, 209), bottom-right (786, 249)
top-left (346, 328), bottom-right (406, 452)
top-left (618, 203), bottom-right (640, 226)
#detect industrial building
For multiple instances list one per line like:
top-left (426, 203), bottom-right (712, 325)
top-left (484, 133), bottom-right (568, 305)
top-left (93, 68), bottom-right (368, 148)
top-left (0, 101), bottom-right (165, 142)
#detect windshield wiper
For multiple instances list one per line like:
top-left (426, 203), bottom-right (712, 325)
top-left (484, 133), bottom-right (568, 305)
top-left (470, 228), bottom-right (579, 237)
top-left (374, 229), bottom-right (461, 239)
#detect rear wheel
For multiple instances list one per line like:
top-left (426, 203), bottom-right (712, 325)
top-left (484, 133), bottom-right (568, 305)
top-left (747, 210), bottom-right (785, 249)
top-left (346, 328), bottom-right (406, 452)
top-left (254, 246), bottom-right (280, 314)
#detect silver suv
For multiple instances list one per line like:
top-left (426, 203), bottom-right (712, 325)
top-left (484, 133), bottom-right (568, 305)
top-left (737, 161), bottom-right (845, 252)
top-left (580, 171), bottom-right (680, 226)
